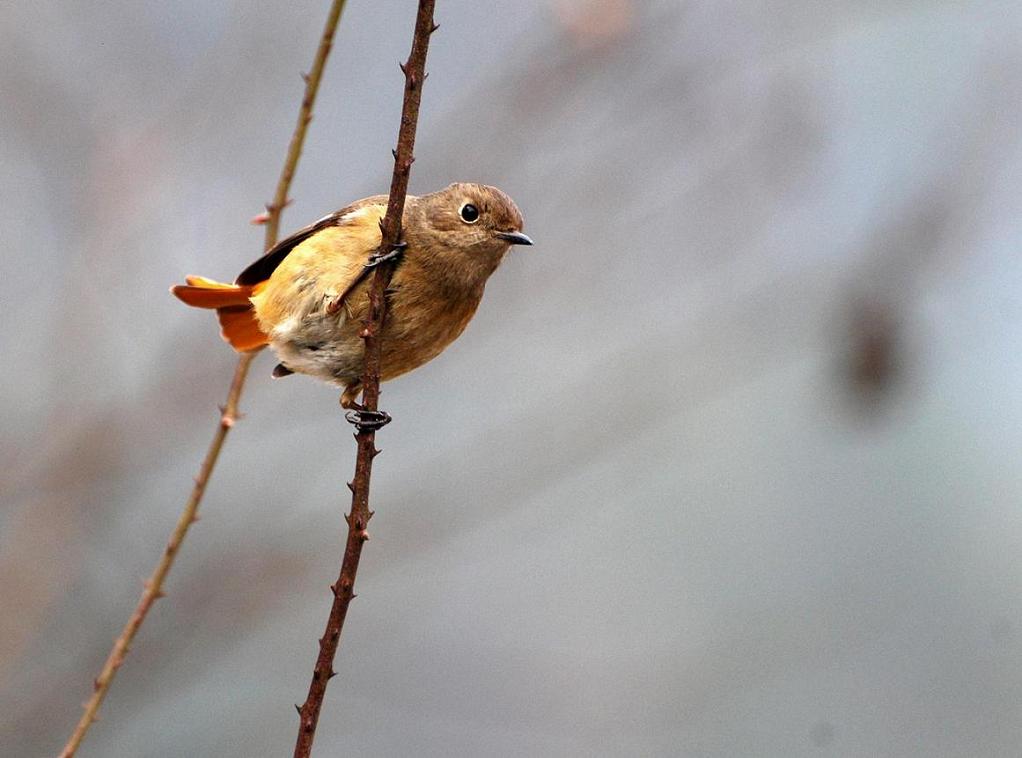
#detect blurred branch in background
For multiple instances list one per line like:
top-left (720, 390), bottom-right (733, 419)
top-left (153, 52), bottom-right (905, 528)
top-left (261, 0), bottom-right (349, 249)
top-left (58, 2), bottom-right (349, 755)
top-left (292, 3), bottom-right (436, 756)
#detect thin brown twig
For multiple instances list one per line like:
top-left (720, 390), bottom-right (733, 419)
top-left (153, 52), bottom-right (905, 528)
top-left (292, 2), bottom-right (437, 756)
top-left (265, 0), bottom-right (348, 249)
top-left (59, 3), bottom-right (348, 755)
top-left (59, 353), bottom-right (254, 758)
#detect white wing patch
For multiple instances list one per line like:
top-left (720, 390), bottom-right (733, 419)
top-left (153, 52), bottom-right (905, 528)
top-left (338, 205), bottom-right (380, 225)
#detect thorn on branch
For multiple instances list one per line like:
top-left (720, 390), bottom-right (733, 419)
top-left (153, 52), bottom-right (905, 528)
top-left (264, 198), bottom-right (293, 214)
top-left (430, 22), bottom-right (440, 33)
top-left (399, 61), bottom-right (408, 74)
top-left (218, 404), bottom-right (243, 428)
top-left (295, 704), bottom-right (302, 716)
top-left (143, 580), bottom-right (167, 599)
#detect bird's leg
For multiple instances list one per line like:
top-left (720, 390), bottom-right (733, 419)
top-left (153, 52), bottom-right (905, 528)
top-left (325, 240), bottom-right (406, 316)
top-left (340, 383), bottom-right (363, 410)
top-left (338, 241), bottom-right (403, 431)
top-left (364, 239), bottom-right (407, 269)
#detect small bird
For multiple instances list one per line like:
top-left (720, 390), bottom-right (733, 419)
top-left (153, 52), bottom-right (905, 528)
top-left (172, 183), bottom-right (531, 408)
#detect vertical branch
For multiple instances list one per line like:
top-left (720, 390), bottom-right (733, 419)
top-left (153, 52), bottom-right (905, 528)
top-left (58, 2), bottom-right (348, 755)
top-left (292, 2), bottom-right (437, 756)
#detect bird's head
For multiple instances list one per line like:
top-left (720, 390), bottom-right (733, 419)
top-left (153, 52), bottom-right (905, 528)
top-left (410, 183), bottom-right (531, 286)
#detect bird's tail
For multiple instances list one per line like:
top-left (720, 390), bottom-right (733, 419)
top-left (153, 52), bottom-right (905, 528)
top-left (170, 275), bottom-right (269, 352)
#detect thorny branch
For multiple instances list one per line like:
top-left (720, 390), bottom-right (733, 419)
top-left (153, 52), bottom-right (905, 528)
top-left (59, 2), bottom-right (348, 755)
top-left (292, 2), bottom-right (437, 756)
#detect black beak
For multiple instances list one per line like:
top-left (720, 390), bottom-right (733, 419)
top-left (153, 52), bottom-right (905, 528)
top-left (496, 230), bottom-right (533, 246)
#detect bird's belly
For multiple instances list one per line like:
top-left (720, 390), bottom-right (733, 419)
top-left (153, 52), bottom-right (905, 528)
top-left (268, 311), bottom-right (364, 386)
top-left (376, 293), bottom-right (480, 381)
top-left (267, 293), bottom-right (481, 388)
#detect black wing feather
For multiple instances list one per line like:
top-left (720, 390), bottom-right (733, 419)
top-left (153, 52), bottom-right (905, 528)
top-left (235, 211), bottom-right (343, 286)
top-left (234, 195), bottom-right (391, 286)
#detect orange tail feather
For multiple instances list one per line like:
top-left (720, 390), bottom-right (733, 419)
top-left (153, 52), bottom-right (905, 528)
top-left (171, 276), bottom-right (269, 352)
top-left (171, 277), bottom-right (252, 308)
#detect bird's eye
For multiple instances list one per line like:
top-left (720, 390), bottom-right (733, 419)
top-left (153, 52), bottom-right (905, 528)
top-left (459, 203), bottom-right (480, 223)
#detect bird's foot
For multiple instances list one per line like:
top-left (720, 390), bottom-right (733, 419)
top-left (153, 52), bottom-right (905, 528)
top-left (364, 240), bottom-right (407, 269)
top-left (344, 409), bottom-right (392, 432)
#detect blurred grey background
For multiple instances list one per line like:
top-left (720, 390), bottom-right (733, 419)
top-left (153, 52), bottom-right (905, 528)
top-left (3, 0), bottom-right (1022, 755)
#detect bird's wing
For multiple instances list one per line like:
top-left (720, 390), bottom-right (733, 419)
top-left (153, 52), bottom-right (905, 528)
top-left (247, 197), bottom-right (395, 330)
top-left (235, 195), bottom-right (389, 286)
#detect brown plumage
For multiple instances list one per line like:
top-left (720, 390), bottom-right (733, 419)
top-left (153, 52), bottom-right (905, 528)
top-left (171, 183), bottom-right (531, 407)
